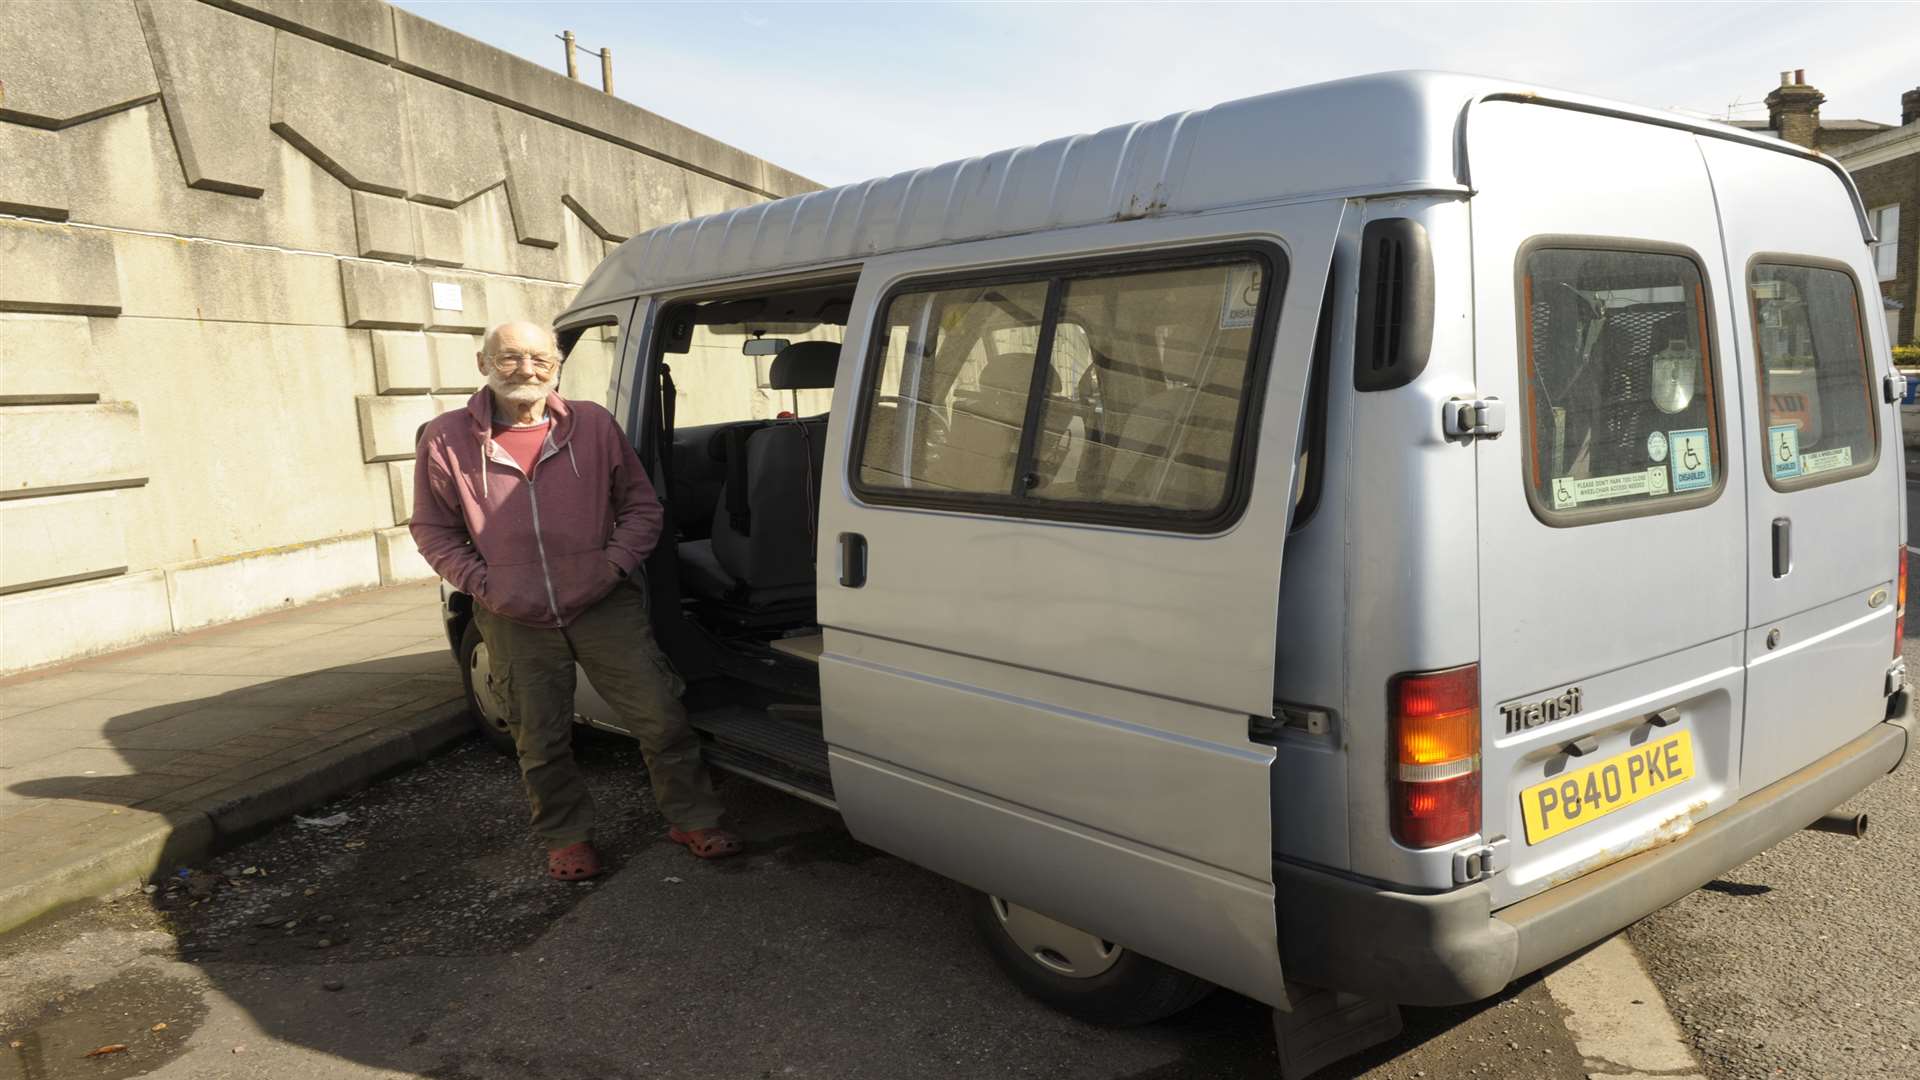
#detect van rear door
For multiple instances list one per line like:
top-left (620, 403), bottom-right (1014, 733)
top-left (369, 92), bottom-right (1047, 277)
top-left (1468, 103), bottom-right (1750, 908)
top-left (1695, 141), bottom-right (1901, 792)
top-left (816, 201), bottom-right (1343, 1008)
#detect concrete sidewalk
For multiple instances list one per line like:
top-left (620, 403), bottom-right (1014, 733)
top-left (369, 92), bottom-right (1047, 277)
top-left (0, 582), bottom-right (472, 934)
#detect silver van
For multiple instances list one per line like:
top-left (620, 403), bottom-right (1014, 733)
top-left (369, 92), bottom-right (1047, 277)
top-left (443, 71), bottom-right (1914, 1074)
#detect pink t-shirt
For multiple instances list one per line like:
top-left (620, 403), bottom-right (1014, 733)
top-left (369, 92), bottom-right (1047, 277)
top-left (491, 419), bottom-right (550, 476)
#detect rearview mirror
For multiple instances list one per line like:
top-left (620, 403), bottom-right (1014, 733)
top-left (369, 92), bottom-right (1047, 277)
top-left (743, 338), bottom-right (790, 357)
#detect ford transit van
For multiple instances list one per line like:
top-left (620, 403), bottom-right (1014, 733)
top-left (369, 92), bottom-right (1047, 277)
top-left (441, 71), bottom-right (1913, 1076)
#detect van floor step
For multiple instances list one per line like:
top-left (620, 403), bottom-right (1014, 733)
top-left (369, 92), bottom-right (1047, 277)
top-left (690, 707), bottom-right (833, 803)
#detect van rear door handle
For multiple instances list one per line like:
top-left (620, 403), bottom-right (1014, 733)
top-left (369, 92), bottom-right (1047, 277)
top-left (838, 532), bottom-right (867, 588)
top-left (1772, 517), bottom-right (1791, 579)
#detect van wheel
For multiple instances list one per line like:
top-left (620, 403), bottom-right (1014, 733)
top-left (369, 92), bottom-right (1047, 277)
top-left (969, 891), bottom-right (1214, 1026)
top-left (457, 621), bottom-right (517, 756)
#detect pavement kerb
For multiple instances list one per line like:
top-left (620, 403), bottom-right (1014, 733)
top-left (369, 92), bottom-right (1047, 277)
top-left (0, 699), bottom-right (472, 935)
top-left (197, 700), bottom-right (471, 843)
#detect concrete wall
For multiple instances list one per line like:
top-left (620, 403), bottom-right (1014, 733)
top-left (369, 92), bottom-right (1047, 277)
top-left (0, 0), bottom-right (817, 673)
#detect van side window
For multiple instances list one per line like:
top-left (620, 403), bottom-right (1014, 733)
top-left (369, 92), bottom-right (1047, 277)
top-left (855, 254), bottom-right (1277, 525)
top-left (1749, 262), bottom-right (1877, 488)
top-left (860, 280), bottom-right (1050, 495)
top-left (1520, 248), bottom-right (1722, 520)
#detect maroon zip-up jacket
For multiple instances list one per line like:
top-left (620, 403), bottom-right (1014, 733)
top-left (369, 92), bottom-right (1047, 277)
top-left (410, 388), bottom-right (663, 627)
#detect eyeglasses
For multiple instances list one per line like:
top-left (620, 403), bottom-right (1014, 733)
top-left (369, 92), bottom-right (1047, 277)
top-left (490, 351), bottom-right (560, 375)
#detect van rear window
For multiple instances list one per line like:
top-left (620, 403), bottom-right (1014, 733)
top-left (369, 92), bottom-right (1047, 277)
top-left (1749, 262), bottom-right (1877, 488)
top-left (1520, 247), bottom-right (1722, 521)
top-left (852, 252), bottom-right (1280, 528)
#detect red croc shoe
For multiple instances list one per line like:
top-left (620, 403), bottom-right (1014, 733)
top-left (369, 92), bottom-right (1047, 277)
top-left (547, 841), bottom-right (601, 881)
top-left (669, 827), bottom-right (742, 859)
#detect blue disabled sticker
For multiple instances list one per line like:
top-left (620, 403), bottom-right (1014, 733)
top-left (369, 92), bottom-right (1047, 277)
top-left (1768, 424), bottom-right (1802, 479)
top-left (1669, 428), bottom-right (1713, 491)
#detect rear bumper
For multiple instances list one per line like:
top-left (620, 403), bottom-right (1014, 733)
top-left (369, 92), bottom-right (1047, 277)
top-left (1275, 710), bottom-right (1914, 1006)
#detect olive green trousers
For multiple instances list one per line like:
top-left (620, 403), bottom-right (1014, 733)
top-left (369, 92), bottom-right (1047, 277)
top-left (474, 579), bottom-right (723, 850)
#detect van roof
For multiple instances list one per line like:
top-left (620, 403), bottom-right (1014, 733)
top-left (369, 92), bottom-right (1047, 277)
top-left (563, 70), bottom-right (1867, 318)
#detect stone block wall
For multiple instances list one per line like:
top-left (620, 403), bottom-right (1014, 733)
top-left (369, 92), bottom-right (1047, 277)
top-left (1852, 150), bottom-right (1919, 348)
top-left (0, 0), bottom-right (817, 673)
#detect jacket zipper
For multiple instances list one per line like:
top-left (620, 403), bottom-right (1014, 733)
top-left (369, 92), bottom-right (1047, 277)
top-left (525, 482), bottom-right (563, 626)
top-left (490, 435), bottom-right (565, 626)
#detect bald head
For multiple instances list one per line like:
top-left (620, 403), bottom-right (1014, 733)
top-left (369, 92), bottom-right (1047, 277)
top-left (481, 321), bottom-right (557, 361)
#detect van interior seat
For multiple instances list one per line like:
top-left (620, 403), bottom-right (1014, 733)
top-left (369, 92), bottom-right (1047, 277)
top-left (935, 353), bottom-right (1060, 491)
top-left (1591, 306), bottom-right (1689, 476)
top-left (678, 341), bottom-right (840, 610)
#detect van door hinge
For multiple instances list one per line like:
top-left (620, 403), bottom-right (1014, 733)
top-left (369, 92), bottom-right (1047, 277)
top-left (1444, 397), bottom-right (1506, 439)
top-left (1883, 372), bottom-right (1908, 404)
top-left (1452, 836), bottom-right (1509, 884)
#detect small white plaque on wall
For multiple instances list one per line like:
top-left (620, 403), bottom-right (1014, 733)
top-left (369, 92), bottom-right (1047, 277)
top-left (430, 282), bottom-right (464, 311)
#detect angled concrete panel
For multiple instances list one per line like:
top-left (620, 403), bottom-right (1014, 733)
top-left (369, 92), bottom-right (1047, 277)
top-left (340, 261), bottom-right (427, 330)
top-left (356, 394), bottom-right (437, 462)
top-left (400, 72), bottom-right (505, 208)
top-left (0, 124), bottom-right (70, 220)
top-left (560, 137), bottom-right (649, 243)
top-left (412, 203), bottom-right (465, 267)
top-left (0, 1), bottom-right (159, 129)
top-left (0, 315), bottom-right (100, 404)
top-left (270, 28), bottom-right (411, 196)
top-left (0, 221), bottom-right (122, 316)
top-left (376, 525), bottom-right (432, 583)
top-left (427, 333), bottom-right (482, 392)
top-left (110, 233), bottom-right (344, 325)
top-left (422, 272), bottom-right (489, 333)
top-left (352, 190), bottom-right (415, 261)
top-left (494, 108), bottom-right (566, 248)
top-left (371, 331), bottom-right (433, 394)
top-left (0, 402), bottom-right (145, 500)
top-left (0, 491), bottom-right (129, 594)
top-left (52, 102), bottom-right (358, 256)
top-left (200, 0), bottom-right (395, 60)
top-left (134, 0), bottom-right (276, 197)
top-left (385, 461), bottom-right (415, 524)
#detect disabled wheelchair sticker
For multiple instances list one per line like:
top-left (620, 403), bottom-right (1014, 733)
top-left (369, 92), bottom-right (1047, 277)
top-left (1669, 429), bottom-right (1712, 492)
top-left (1768, 424), bottom-right (1802, 480)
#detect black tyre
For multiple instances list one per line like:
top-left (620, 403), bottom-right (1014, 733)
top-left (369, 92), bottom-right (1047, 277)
top-left (969, 890), bottom-right (1215, 1026)
top-left (457, 620), bottom-right (517, 756)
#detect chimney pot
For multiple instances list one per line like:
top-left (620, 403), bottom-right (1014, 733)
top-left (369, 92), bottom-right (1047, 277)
top-left (1781, 71), bottom-right (1793, 87)
top-left (1795, 68), bottom-right (1806, 85)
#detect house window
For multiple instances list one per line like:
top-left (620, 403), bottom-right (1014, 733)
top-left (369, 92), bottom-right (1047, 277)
top-left (1870, 205), bottom-right (1900, 283)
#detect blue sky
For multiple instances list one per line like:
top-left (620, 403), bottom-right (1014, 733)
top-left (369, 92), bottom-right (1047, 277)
top-left (394, 1), bottom-right (1916, 187)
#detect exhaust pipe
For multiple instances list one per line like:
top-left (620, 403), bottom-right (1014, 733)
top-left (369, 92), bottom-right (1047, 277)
top-left (1805, 811), bottom-right (1868, 838)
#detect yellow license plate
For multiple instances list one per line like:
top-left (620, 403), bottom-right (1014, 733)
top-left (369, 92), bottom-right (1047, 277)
top-left (1520, 731), bottom-right (1694, 844)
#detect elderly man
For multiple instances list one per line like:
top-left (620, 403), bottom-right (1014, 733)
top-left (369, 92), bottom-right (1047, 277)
top-left (410, 320), bottom-right (740, 880)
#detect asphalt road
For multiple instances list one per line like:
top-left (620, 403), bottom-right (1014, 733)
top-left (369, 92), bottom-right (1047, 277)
top-left (0, 732), bottom-right (1590, 1080)
top-left (5, 664), bottom-right (1914, 1079)
top-left (1623, 554), bottom-right (1920, 1080)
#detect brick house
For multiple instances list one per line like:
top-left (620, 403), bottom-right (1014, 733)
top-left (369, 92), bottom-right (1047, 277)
top-left (1732, 72), bottom-right (1919, 347)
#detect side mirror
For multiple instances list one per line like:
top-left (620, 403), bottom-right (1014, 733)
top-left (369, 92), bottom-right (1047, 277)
top-left (743, 337), bottom-right (790, 357)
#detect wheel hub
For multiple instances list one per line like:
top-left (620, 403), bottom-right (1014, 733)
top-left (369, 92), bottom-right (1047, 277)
top-left (989, 896), bottom-right (1122, 978)
top-left (468, 640), bottom-right (511, 735)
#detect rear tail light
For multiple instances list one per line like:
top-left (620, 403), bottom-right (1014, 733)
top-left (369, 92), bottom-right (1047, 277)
top-left (1897, 547), bottom-right (1907, 658)
top-left (1390, 665), bottom-right (1482, 848)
